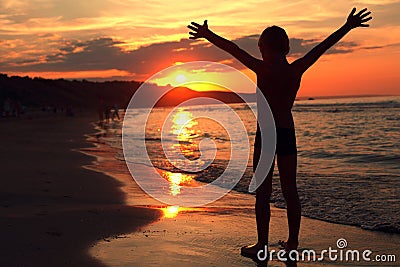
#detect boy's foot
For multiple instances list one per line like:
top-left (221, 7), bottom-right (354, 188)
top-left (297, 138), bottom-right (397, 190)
top-left (278, 240), bottom-right (298, 252)
top-left (241, 243), bottom-right (268, 262)
top-left (278, 240), bottom-right (298, 265)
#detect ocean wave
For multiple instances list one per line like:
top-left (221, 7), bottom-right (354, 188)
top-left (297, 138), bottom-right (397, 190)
top-left (187, 167), bottom-right (400, 234)
top-left (294, 99), bottom-right (400, 108)
top-left (345, 153), bottom-right (400, 165)
top-left (102, 97), bottom-right (400, 235)
top-left (293, 99), bottom-right (400, 113)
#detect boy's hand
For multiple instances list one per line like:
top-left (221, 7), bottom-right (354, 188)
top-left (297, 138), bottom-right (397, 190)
top-left (188, 20), bottom-right (209, 39)
top-left (345, 7), bottom-right (372, 29)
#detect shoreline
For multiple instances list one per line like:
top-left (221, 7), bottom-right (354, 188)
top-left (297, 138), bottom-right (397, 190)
top-left (0, 113), bottom-right (161, 266)
top-left (87, 122), bottom-right (399, 266)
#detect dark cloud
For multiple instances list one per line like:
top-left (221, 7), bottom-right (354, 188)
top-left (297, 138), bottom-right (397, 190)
top-left (51, 38), bottom-right (126, 70)
top-left (289, 37), bottom-right (358, 56)
top-left (0, 33), bottom-right (383, 80)
top-left (360, 42), bottom-right (400, 50)
top-left (13, 59), bottom-right (38, 65)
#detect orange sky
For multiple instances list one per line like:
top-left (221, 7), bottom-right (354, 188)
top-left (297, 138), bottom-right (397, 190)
top-left (0, 0), bottom-right (399, 96)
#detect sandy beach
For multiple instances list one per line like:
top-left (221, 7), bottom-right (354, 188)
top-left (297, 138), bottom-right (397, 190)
top-left (1, 113), bottom-right (398, 266)
top-left (0, 113), bottom-right (161, 266)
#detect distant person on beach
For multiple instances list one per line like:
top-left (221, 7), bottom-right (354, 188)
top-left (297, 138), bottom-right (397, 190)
top-left (188, 7), bottom-right (372, 260)
top-left (112, 104), bottom-right (120, 121)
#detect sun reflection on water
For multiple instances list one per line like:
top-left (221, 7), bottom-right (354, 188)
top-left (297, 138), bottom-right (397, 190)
top-left (160, 206), bottom-right (206, 219)
top-left (171, 108), bottom-right (198, 141)
top-left (158, 109), bottom-right (202, 218)
top-left (161, 206), bottom-right (180, 218)
top-left (161, 171), bottom-right (194, 196)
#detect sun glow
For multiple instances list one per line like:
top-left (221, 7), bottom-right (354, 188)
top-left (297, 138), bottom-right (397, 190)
top-left (160, 171), bottom-right (194, 196)
top-left (175, 74), bottom-right (187, 83)
top-left (161, 206), bottom-right (201, 219)
top-left (166, 172), bottom-right (193, 185)
top-left (150, 66), bottom-right (241, 92)
top-left (171, 109), bottom-right (198, 141)
top-left (162, 206), bottom-right (180, 218)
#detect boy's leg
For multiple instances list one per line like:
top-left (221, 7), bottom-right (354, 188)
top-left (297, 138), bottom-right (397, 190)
top-left (241, 147), bottom-right (274, 257)
top-left (253, 138), bottom-right (274, 245)
top-left (277, 153), bottom-right (300, 250)
top-left (255, 165), bottom-right (274, 245)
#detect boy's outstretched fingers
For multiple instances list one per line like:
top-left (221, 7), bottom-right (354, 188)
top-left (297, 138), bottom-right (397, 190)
top-left (190, 22), bottom-right (201, 28)
top-left (346, 7), bottom-right (372, 28)
top-left (360, 11), bottom-right (372, 19)
top-left (187, 25), bottom-right (197, 31)
top-left (188, 22), bottom-right (200, 39)
top-left (187, 20), bottom-right (209, 39)
top-left (349, 7), bottom-right (356, 16)
top-left (356, 8), bottom-right (368, 16)
top-left (358, 8), bottom-right (372, 27)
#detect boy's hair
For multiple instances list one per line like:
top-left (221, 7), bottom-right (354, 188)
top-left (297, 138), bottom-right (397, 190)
top-left (258, 26), bottom-right (289, 55)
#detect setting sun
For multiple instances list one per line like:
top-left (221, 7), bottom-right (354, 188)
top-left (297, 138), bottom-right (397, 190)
top-left (175, 74), bottom-right (187, 83)
top-left (151, 67), bottom-right (234, 92)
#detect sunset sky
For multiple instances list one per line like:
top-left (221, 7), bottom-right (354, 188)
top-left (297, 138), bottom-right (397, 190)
top-left (0, 0), bottom-right (399, 96)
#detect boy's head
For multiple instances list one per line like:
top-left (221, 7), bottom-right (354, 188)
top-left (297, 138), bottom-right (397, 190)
top-left (258, 26), bottom-right (289, 56)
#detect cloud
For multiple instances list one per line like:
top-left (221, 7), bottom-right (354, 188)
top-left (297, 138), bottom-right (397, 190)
top-left (0, 0), bottom-right (397, 82)
top-left (0, 32), bottom-right (370, 81)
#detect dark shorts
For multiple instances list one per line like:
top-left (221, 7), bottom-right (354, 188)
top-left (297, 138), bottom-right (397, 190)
top-left (254, 127), bottom-right (297, 156)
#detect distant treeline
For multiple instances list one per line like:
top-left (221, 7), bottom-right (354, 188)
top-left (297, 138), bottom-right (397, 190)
top-left (0, 74), bottom-right (141, 109)
top-left (0, 73), bottom-right (257, 110)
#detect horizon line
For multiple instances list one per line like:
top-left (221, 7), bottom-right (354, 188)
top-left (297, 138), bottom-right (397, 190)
top-left (1, 72), bottom-right (398, 100)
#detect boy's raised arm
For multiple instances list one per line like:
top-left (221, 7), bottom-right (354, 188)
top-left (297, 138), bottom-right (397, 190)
top-left (293, 7), bottom-right (372, 74)
top-left (188, 20), bottom-right (263, 73)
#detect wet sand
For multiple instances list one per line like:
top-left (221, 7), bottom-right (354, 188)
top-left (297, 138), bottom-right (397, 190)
top-left (0, 114), bottom-right (161, 266)
top-left (87, 127), bottom-right (399, 267)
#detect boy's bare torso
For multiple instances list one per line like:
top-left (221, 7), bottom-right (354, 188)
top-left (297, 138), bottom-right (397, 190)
top-left (257, 61), bottom-right (302, 129)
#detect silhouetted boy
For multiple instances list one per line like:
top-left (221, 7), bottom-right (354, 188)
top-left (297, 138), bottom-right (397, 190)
top-left (188, 7), bottom-right (372, 260)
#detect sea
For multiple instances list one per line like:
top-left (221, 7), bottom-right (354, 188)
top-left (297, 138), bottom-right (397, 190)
top-left (103, 96), bottom-right (400, 234)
